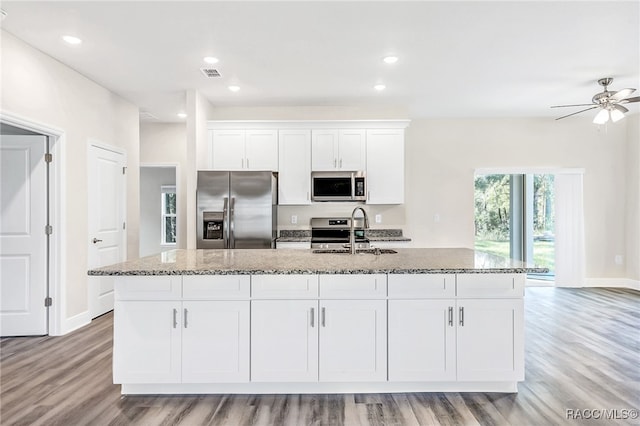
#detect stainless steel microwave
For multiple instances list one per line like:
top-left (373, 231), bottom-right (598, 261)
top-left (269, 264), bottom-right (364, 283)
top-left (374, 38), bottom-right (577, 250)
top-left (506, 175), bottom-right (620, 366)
top-left (311, 171), bottom-right (366, 202)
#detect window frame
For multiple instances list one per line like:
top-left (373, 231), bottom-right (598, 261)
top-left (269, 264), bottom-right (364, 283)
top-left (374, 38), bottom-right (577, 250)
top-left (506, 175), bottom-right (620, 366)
top-left (160, 185), bottom-right (177, 246)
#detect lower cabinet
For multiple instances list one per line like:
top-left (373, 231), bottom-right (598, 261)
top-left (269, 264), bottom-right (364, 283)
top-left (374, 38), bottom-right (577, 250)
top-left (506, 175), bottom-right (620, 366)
top-left (251, 299), bottom-right (387, 382)
top-left (114, 300), bottom-right (249, 384)
top-left (251, 300), bottom-right (318, 382)
top-left (388, 298), bottom-right (524, 382)
top-left (388, 299), bottom-right (456, 381)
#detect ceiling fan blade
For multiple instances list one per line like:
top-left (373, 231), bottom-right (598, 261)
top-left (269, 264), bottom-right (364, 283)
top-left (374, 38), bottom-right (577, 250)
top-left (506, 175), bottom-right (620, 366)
top-left (613, 104), bottom-right (629, 114)
top-left (550, 103), bottom-right (595, 108)
top-left (610, 88), bottom-right (636, 101)
top-left (555, 106), bottom-right (599, 120)
top-left (619, 96), bottom-right (640, 103)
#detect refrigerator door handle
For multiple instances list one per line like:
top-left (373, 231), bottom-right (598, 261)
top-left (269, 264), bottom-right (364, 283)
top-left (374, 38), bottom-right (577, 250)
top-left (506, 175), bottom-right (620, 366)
top-left (223, 197), bottom-right (229, 249)
top-left (230, 197), bottom-right (236, 249)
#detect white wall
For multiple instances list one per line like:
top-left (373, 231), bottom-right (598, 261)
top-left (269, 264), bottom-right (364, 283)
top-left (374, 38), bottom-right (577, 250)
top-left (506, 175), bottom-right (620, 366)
top-left (405, 117), bottom-right (630, 281)
top-left (0, 30), bottom-right (140, 331)
top-left (625, 115), bottom-right (640, 281)
top-left (140, 167), bottom-right (176, 257)
top-left (140, 122), bottom-right (187, 251)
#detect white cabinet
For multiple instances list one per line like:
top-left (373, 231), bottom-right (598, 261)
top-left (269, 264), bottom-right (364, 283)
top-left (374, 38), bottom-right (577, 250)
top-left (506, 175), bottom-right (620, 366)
top-left (319, 299), bottom-right (387, 382)
top-left (113, 276), bottom-right (251, 385)
top-left (275, 241), bottom-right (311, 249)
top-left (366, 129), bottom-right (404, 204)
top-left (182, 300), bottom-right (250, 383)
top-left (210, 129), bottom-right (278, 171)
top-left (312, 129), bottom-right (365, 171)
top-left (278, 130), bottom-right (311, 204)
top-left (456, 298), bottom-right (524, 382)
top-left (388, 300), bottom-right (456, 381)
top-left (251, 300), bottom-right (318, 382)
top-left (113, 300), bottom-right (181, 384)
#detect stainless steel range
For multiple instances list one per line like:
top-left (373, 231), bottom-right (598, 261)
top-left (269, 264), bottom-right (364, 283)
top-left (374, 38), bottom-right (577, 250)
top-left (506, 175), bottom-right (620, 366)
top-left (310, 217), bottom-right (370, 249)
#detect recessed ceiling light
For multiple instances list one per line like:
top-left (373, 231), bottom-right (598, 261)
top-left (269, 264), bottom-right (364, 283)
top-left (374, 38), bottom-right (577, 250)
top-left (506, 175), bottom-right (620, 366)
top-left (228, 85), bottom-right (240, 92)
top-left (62, 35), bottom-right (82, 45)
top-left (374, 84), bottom-right (386, 91)
top-left (203, 56), bottom-right (219, 64)
top-left (177, 112), bottom-right (187, 119)
top-left (383, 56), bottom-right (399, 64)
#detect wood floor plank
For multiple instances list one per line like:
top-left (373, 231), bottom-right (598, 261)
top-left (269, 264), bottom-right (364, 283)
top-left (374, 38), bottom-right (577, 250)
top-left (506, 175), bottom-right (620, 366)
top-left (1, 287), bottom-right (638, 425)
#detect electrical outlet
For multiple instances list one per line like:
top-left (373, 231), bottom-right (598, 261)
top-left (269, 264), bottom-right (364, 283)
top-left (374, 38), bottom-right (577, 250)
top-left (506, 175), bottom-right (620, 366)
top-left (291, 215), bottom-right (297, 224)
top-left (615, 255), bottom-right (623, 265)
top-left (375, 214), bottom-right (382, 224)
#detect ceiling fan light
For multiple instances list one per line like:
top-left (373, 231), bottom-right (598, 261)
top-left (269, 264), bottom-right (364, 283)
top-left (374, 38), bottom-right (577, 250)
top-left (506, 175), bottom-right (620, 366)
top-left (593, 108), bottom-right (610, 124)
top-left (610, 108), bottom-right (625, 122)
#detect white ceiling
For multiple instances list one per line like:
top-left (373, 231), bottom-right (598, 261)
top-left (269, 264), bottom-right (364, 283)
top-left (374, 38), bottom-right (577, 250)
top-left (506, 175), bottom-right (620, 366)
top-left (1, 1), bottom-right (639, 122)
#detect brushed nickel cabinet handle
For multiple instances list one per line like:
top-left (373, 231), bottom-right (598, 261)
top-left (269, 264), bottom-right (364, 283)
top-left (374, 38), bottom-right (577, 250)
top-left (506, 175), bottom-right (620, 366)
top-left (448, 306), bottom-right (453, 327)
top-left (459, 307), bottom-right (464, 326)
top-left (310, 307), bottom-right (315, 327)
top-left (184, 308), bottom-right (188, 328)
top-left (321, 307), bottom-right (326, 327)
top-left (173, 308), bottom-right (178, 328)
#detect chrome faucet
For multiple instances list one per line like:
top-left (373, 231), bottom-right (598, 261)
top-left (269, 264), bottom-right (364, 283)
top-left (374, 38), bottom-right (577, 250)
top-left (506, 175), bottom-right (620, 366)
top-left (350, 206), bottom-right (369, 254)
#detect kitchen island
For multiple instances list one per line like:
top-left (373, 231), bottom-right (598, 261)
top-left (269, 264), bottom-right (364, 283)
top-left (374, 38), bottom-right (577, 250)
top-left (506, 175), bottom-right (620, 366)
top-left (89, 248), bottom-right (545, 395)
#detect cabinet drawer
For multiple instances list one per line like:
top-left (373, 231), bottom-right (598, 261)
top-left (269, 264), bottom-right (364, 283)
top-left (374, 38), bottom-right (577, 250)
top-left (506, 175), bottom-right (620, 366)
top-left (456, 273), bottom-right (524, 298)
top-left (319, 274), bottom-right (386, 299)
top-left (182, 275), bottom-right (250, 299)
top-left (388, 274), bottom-right (454, 298)
top-left (114, 276), bottom-right (182, 300)
top-left (252, 274), bottom-right (319, 298)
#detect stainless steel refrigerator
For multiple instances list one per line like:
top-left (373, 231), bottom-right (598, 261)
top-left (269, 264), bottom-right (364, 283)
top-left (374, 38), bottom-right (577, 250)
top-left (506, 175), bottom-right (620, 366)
top-left (196, 171), bottom-right (277, 249)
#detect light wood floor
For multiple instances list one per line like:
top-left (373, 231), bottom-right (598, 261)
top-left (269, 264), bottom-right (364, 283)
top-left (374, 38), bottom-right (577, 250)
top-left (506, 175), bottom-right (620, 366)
top-left (1, 287), bottom-right (639, 425)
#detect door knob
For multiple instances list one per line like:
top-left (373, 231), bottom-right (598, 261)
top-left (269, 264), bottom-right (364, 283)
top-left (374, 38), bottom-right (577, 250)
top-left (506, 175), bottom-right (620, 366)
top-left (92, 238), bottom-right (103, 244)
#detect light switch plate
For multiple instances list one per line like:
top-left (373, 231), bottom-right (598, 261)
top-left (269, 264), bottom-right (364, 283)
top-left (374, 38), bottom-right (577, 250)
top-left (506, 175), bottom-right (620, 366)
top-left (375, 214), bottom-right (382, 224)
top-left (291, 215), bottom-right (297, 224)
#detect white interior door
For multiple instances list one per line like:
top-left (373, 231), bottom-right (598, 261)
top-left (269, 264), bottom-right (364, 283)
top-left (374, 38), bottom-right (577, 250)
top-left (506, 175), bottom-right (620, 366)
top-left (1, 135), bottom-right (48, 336)
top-left (88, 144), bottom-right (126, 318)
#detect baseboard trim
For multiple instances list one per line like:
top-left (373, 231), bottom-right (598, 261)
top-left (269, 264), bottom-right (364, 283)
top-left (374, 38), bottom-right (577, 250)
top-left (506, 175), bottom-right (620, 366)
top-left (62, 310), bottom-right (91, 335)
top-left (584, 278), bottom-right (640, 291)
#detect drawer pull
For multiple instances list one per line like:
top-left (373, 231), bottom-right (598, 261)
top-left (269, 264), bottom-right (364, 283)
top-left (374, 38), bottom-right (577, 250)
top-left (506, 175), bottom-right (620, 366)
top-left (321, 307), bottom-right (326, 327)
top-left (173, 308), bottom-right (178, 328)
top-left (448, 306), bottom-right (453, 327)
top-left (310, 307), bottom-right (315, 327)
top-left (184, 308), bottom-right (188, 328)
top-left (459, 306), bottom-right (464, 327)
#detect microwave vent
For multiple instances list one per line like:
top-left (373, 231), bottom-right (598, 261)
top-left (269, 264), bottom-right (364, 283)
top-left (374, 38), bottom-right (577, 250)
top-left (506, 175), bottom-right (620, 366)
top-left (200, 68), bottom-right (221, 78)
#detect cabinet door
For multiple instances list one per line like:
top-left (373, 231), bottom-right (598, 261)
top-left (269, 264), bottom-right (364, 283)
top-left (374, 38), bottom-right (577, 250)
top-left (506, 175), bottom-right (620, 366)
top-left (245, 130), bottom-right (278, 171)
top-left (456, 299), bottom-right (524, 381)
top-left (182, 301), bottom-right (249, 383)
top-left (366, 129), bottom-right (404, 204)
top-left (113, 301), bottom-right (181, 384)
top-left (338, 129), bottom-right (366, 171)
top-left (388, 300), bottom-right (456, 381)
top-left (311, 130), bottom-right (339, 170)
top-left (319, 300), bottom-right (386, 382)
top-left (211, 130), bottom-right (245, 170)
top-left (278, 130), bottom-right (311, 204)
top-left (251, 300), bottom-right (318, 382)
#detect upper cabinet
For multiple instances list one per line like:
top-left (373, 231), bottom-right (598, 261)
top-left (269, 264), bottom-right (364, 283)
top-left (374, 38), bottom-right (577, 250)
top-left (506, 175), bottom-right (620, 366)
top-left (311, 129), bottom-right (365, 171)
top-left (366, 129), bottom-right (404, 204)
top-left (278, 129), bottom-right (311, 205)
top-left (209, 129), bottom-right (278, 171)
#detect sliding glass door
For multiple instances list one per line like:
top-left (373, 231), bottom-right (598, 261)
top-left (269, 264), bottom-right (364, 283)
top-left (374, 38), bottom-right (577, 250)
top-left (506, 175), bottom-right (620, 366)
top-left (474, 173), bottom-right (555, 279)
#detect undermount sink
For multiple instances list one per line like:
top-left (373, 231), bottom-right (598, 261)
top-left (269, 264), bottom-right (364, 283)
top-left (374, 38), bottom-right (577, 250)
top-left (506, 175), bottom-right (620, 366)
top-left (312, 248), bottom-right (398, 255)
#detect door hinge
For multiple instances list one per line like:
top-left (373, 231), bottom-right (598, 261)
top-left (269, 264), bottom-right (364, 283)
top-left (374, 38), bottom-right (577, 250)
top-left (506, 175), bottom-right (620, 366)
top-left (45, 297), bottom-right (53, 307)
top-left (122, 166), bottom-right (126, 175)
top-left (45, 225), bottom-right (53, 235)
top-left (44, 153), bottom-right (53, 163)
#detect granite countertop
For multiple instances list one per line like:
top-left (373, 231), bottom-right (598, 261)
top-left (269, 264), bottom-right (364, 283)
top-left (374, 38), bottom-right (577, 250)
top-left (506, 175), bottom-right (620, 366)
top-left (88, 248), bottom-right (547, 276)
top-left (277, 229), bottom-right (411, 243)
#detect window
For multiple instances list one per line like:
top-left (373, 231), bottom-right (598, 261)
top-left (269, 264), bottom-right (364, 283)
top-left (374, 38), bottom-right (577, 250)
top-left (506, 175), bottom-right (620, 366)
top-left (161, 185), bottom-right (177, 245)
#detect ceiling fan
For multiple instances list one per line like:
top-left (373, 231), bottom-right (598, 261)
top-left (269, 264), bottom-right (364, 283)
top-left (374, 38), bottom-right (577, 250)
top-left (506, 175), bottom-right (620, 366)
top-left (551, 77), bottom-right (639, 123)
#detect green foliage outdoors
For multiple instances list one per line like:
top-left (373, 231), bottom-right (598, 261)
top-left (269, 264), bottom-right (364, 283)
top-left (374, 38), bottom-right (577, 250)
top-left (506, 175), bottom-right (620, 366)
top-left (474, 174), bottom-right (555, 272)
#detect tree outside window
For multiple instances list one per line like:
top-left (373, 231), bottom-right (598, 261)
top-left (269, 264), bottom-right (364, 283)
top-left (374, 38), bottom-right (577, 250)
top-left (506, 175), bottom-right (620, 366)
top-left (161, 185), bottom-right (177, 245)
